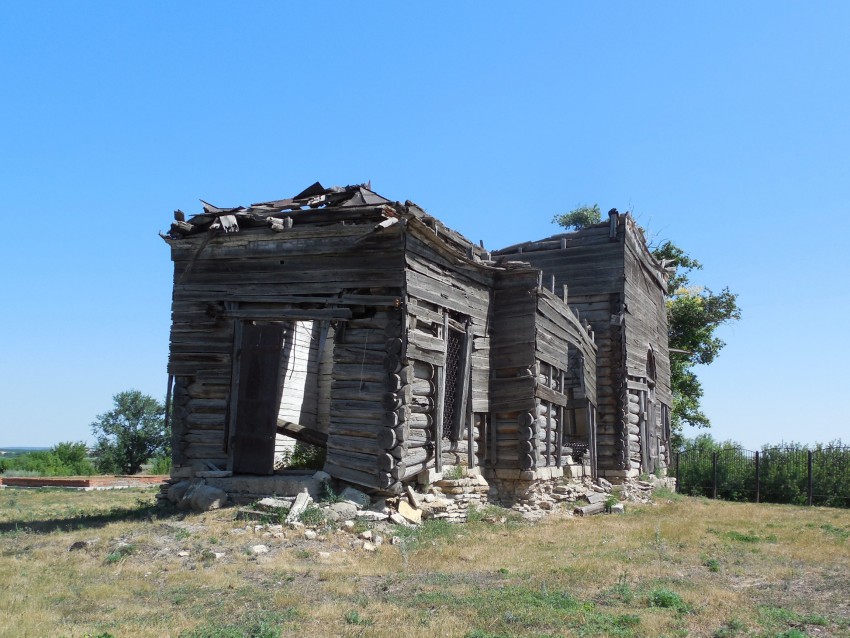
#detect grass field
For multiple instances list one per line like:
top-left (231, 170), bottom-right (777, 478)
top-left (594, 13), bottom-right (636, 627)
top-left (0, 487), bottom-right (848, 638)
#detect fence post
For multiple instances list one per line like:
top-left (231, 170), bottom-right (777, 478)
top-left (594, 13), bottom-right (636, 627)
top-left (712, 451), bottom-right (718, 499)
top-left (675, 452), bottom-right (680, 493)
top-left (807, 450), bottom-right (814, 506)
top-left (754, 450), bottom-right (760, 504)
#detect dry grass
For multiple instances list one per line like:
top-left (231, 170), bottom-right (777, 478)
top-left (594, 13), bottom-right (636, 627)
top-left (1, 487), bottom-right (849, 638)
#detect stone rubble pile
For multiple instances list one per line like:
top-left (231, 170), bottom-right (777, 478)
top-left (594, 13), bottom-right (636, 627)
top-left (164, 466), bottom-right (676, 527)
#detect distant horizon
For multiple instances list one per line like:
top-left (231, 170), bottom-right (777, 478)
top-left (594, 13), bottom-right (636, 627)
top-left (3, 437), bottom-right (847, 454)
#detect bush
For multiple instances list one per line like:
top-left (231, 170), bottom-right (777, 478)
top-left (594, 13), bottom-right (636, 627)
top-left (288, 442), bottom-right (325, 470)
top-left (0, 442), bottom-right (95, 476)
top-left (648, 588), bottom-right (691, 613)
top-left (149, 455), bottom-right (171, 475)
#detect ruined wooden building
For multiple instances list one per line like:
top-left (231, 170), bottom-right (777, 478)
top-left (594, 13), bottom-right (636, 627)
top-left (163, 183), bottom-right (672, 499)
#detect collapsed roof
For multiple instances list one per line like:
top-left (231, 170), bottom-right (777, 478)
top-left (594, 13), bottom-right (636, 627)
top-left (168, 182), bottom-right (392, 237)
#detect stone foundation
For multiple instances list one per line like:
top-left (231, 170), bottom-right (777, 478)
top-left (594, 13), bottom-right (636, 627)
top-left (418, 469), bottom-right (490, 523)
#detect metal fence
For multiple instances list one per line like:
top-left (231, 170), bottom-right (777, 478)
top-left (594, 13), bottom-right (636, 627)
top-left (675, 446), bottom-right (850, 508)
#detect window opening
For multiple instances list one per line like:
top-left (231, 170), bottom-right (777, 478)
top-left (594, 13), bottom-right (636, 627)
top-left (442, 328), bottom-right (464, 439)
top-left (646, 347), bottom-right (657, 387)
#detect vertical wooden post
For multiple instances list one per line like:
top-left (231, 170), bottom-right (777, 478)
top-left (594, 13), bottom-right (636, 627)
top-left (755, 451), bottom-right (760, 503)
top-left (489, 413), bottom-right (498, 466)
top-left (675, 452), bottom-right (680, 493)
top-left (807, 450), bottom-right (814, 506)
top-left (638, 391), bottom-right (649, 473)
top-left (712, 451), bottom-right (718, 499)
top-left (164, 374), bottom-right (174, 439)
top-left (550, 274), bottom-right (556, 293)
top-left (562, 284), bottom-right (568, 304)
top-left (589, 405), bottom-right (598, 481)
top-left (226, 319), bottom-right (244, 466)
top-left (556, 369), bottom-right (565, 467)
top-left (465, 330), bottom-right (474, 469)
top-left (608, 209), bottom-right (619, 240)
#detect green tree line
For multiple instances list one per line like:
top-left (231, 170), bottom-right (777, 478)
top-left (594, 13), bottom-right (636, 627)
top-left (1, 390), bottom-right (171, 477)
top-left (676, 434), bottom-right (850, 508)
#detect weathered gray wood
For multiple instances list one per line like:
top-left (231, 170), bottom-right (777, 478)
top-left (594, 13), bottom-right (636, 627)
top-left (574, 502), bottom-right (606, 517)
top-left (276, 420), bottom-right (328, 447)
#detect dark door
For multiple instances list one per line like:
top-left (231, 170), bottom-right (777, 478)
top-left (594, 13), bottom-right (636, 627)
top-left (231, 322), bottom-right (285, 475)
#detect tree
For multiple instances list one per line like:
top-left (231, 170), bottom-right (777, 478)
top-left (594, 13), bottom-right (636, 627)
top-left (553, 206), bottom-right (741, 449)
top-left (91, 390), bottom-right (169, 475)
top-left (651, 241), bottom-right (741, 447)
top-left (551, 204), bottom-right (601, 230)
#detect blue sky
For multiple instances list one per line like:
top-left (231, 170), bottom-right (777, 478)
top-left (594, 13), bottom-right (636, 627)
top-left (1, 2), bottom-right (848, 450)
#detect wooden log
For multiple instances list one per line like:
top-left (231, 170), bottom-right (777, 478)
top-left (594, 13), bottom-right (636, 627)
top-left (378, 472), bottom-right (397, 489)
top-left (378, 452), bottom-right (396, 472)
top-left (384, 320), bottom-right (402, 338)
top-left (331, 388), bottom-right (385, 402)
top-left (383, 410), bottom-right (401, 427)
top-left (187, 413), bottom-right (226, 429)
top-left (410, 396), bottom-right (435, 413)
top-left (411, 379), bottom-right (436, 396)
top-left (413, 360), bottom-right (434, 380)
top-left (379, 428), bottom-right (401, 449)
top-left (382, 392), bottom-right (403, 411)
top-left (406, 428), bottom-right (435, 444)
top-left (386, 337), bottom-right (403, 355)
top-left (406, 412), bottom-right (433, 429)
top-left (574, 502), bottom-right (606, 516)
top-left (326, 450), bottom-right (380, 474)
top-left (383, 353), bottom-right (402, 372)
top-left (276, 420), bottom-right (328, 447)
top-left (330, 367), bottom-right (387, 383)
top-left (324, 460), bottom-right (378, 488)
top-left (392, 460), bottom-right (428, 481)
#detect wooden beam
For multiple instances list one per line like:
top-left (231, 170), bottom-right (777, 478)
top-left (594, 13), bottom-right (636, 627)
top-left (276, 419), bottom-right (328, 448)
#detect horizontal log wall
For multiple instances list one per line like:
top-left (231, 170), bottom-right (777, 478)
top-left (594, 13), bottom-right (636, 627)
top-left (487, 270), bottom-right (537, 470)
top-left (494, 221), bottom-right (628, 474)
top-left (402, 224), bottom-right (498, 474)
top-left (325, 308), bottom-right (400, 490)
top-left (623, 218), bottom-right (672, 406)
top-left (621, 218), bottom-right (672, 475)
top-left (167, 218), bottom-right (406, 483)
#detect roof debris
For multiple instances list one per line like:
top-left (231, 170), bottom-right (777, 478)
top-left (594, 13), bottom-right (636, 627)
top-left (168, 182), bottom-right (391, 238)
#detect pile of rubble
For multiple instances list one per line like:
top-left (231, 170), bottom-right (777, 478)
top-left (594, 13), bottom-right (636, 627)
top-left (484, 471), bottom-right (677, 518)
top-left (163, 467), bottom-right (492, 524)
top-left (163, 467), bottom-right (676, 526)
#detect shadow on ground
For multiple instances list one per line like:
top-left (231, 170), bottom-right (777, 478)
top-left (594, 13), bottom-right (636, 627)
top-left (0, 502), bottom-right (178, 535)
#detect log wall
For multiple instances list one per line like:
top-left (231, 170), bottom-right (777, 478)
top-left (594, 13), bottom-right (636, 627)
top-left (494, 222), bottom-right (627, 475)
top-left (488, 270), bottom-right (598, 474)
top-left (493, 214), bottom-right (672, 479)
top-left (622, 217), bottom-right (673, 473)
top-left (166, 210), bottom-right (409, 488)
top-left (399, 221), bottom-right (497, 475)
